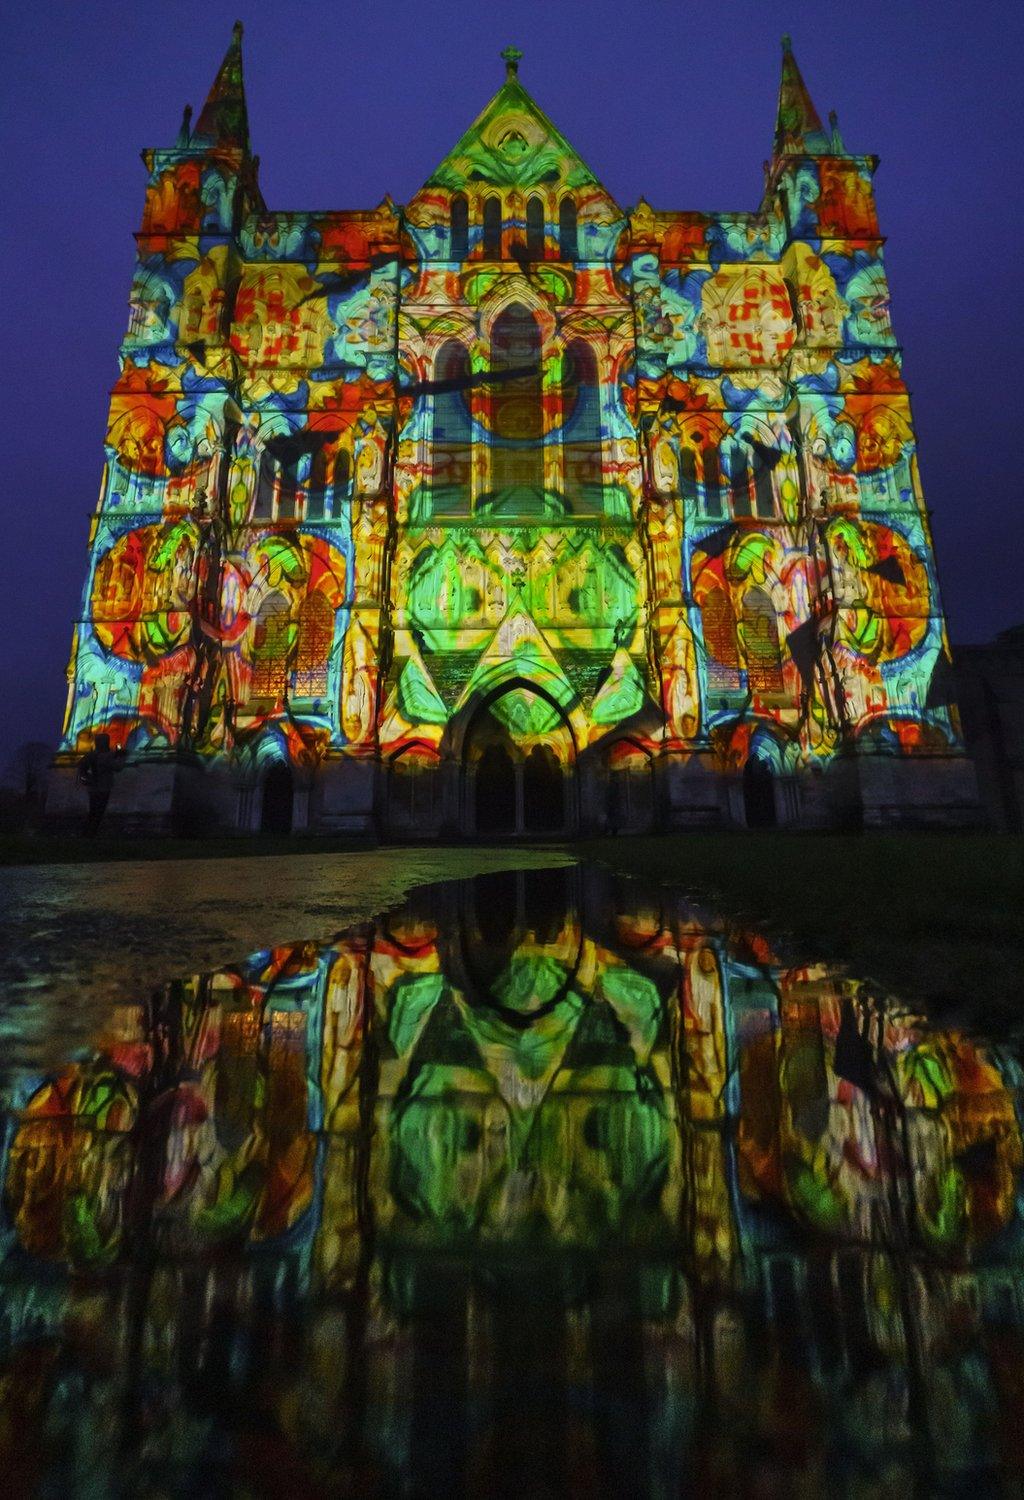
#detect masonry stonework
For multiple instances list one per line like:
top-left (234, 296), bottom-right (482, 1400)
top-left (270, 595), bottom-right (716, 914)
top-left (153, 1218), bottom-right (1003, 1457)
top-left (49, 28), bottom-right (979, 837)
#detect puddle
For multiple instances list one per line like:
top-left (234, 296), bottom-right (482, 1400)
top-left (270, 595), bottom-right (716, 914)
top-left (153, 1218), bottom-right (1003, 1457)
top-left (2, 862), bottom-right (1023, 1495)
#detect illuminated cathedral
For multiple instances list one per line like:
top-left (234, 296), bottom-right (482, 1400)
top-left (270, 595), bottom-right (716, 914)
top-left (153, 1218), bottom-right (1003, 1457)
top-left (50, 26), bottom-right (979, 835)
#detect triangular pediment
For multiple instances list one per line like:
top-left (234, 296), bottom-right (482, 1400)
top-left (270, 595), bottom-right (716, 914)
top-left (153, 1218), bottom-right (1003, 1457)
top-left (422, 74), bottom-right (615, 201)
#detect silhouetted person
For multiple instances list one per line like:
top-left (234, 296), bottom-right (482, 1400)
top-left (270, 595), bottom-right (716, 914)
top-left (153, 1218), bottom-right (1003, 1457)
top-left (77, 733), bottom-right (122, 835)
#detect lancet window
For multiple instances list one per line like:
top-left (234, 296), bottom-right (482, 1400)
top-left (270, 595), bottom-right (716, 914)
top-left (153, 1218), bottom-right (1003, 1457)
top-left (250, 591), bottom-right (290, 700)
top-left (730, 450), bottom-right (753, 518)
top-left (679, 440), bottom-right (724, 518)
top-left (559, 198), bottom-right (578, 259)
top-left (526, 196), bottom-right (545, 257)
top-left (304, 442), bottom-right (337, 521)
top-left (483, 196), bottom-right (502, 258)
top-left (702, 585), bottom-right (743, 693)
top-left (430, 340), bottom-right (473, 516)
top-left (294, 590), bottom-right (333, 698)
top-left (331, 449), bottom-right (352, 513)
top-left (253, 447), bottom-right (300, 521)
top-left (724, 436), bottom-right (779, 520)
top-left (751, 446), bottom-right (777, 518)
top-left (561, 339), bottom-right (603, 513)
top-left (742, 587), bottom-right (784, 693)
top-left (450, 193), bottom-right (469, 259)
top-left (486, 303), bottom-right (545, 513)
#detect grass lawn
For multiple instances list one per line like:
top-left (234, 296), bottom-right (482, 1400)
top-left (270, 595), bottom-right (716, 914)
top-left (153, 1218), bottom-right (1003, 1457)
top-left (0, 828), bottom-right (381, 866)
top-left (575, 831), bottom-right (1024, 1035)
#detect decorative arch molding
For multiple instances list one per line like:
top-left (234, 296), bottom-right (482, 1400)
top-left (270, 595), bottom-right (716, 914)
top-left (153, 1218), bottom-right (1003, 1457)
top-left (233, 727), bottom-right (292, 784)
top-left (477, 279), bottom-right (558, 346)
top-left (603, 733), bottom-right (656, 834)
top-left (384, 738), bottom-right (444, 836)
top-left (746, 721), bottom-right (801, 776)
top-left (442, 659), bottom-right (586, 761)
top-left (455, 675), bottom-right (578, 837)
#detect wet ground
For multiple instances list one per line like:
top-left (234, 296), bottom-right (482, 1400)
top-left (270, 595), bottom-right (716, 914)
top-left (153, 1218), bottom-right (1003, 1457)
top-left (0, 846), bottom-right (574, 1082)
top-left (2, 855), bottom-right (1024, 1496)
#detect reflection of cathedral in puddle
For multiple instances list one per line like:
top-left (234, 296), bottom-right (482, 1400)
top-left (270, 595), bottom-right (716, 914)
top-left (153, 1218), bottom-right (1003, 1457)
top-left (2, 867), bottom-right (1023, 1493)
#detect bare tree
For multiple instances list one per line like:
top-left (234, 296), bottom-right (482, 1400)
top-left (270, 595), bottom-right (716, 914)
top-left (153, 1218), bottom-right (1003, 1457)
top-left (1, 741), bottom-right (54, 805)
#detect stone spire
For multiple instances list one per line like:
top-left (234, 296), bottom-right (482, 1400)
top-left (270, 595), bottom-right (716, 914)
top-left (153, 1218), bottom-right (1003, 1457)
top-left (193, 20), bottom-right (250, 150)
top-left (773, 34), bottom-right (831, 156)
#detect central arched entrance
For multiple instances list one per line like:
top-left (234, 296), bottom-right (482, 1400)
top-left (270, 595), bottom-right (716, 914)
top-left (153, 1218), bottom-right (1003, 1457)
top-left (464, 684), bottom-right (574, 837)
top-left (476, 742), bottom-right (517, 833)
top-left (523, 744), bottom-right (562, 831)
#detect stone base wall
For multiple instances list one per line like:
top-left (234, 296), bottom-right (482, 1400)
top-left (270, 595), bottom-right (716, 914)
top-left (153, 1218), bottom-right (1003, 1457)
top-left (313, 758), bottom-right (377, 835)
top-left (46, 757), bottom-right (180, 836)
top-left (661, 750), bottom-right (728, 830)
top-left (45, 744), bottom-right (983, 840)
top-left (847, 751), bottom-right (983, 829)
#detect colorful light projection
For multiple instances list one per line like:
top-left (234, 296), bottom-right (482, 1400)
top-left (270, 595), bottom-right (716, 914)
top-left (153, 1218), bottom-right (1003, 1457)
top-left (57, 28), bottom-right (966, 832)
top-left (2, 865), bottom-right (1023, 1492)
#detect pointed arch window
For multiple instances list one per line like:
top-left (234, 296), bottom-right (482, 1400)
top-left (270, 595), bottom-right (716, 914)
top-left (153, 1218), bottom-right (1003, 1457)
top-left (253, 439), bottom-right (300, 522)
top-left (559, 198), bottom-right (578, 259)
top-left (730, 448), bottom-right (753, 518)
top-left (701, 445), bottom-right (724, 518)
top-left (751, 448), bottom-right (777, 518)
top-left (294, 590), bottom-right (333, 698)
top-left (305, 439), bottom-right (339, 521)
top-left (450, 192), bottom-right (469, 259)
top-left (486, 303), bottom-right (545, 515)
top-left (526, 195), bottom-right (545, 257)
top-left (305, 446), bottom-right (326, 520)
top-left (483, 196), bottom-right (502, 258)
top-left (430, 340), bottom-right (472, 516)
top-left (250, 591), bottom-right (291, 701)
top-left (678, 445), bottom-right (698, 505)
top-left (305, 444), bottom-right (349, 521)
top-left (742, 587), bottom-right (784, 693)
top-left (253, 458), bottom-right (275, 519)
top-left (702, 585), bottom-right (742, 693)
top-left (332, 449), bottom-right (352, 513)
top-left (561, 339), bottom-right (603, 513)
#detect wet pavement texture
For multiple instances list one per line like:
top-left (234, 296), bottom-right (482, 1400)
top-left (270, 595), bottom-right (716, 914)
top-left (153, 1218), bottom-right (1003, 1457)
top-left (2, 859), bottom-right (1024, 1497)
top-left (0, 846), bottom-right (573, 1081)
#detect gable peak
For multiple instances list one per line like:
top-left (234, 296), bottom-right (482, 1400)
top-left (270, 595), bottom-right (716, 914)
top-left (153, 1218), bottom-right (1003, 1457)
top-left (422, 60), bottom-right (611, 199)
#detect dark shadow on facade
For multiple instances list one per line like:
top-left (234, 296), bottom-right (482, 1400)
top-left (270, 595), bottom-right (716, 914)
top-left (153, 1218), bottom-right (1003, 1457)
top-left (260, 762), bottom-right (293, 835)
top-left (476, 741), bottom-right (517, 834)
top-left (462, 681), bottom-right (576, 837)
top-left (743, 755), bottom-right (777, 828)
top-left (523, 744), bottom-right (563, 831)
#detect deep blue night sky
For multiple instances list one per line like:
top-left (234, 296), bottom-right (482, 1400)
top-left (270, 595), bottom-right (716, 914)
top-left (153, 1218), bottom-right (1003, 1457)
top-left (2, 0), bottom-right (1021, 764)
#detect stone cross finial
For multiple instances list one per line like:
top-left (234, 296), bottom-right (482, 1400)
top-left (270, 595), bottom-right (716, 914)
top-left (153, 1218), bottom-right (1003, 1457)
top-left (501, 45), bottom-right (523, 77)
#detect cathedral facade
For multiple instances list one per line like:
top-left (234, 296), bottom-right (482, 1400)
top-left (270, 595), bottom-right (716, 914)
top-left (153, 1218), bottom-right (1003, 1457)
top-left (50, 27), bottom-right (978, 836)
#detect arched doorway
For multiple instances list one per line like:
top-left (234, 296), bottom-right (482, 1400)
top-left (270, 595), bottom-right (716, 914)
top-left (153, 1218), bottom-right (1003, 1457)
top-left (261, 762), bottom-right (294, 835)
top-left (743, 755), bottom-right (776, 828)
top-left (464, 684), bottom-right (574, 837)
top-left (476, 742), bottom-right (517, 834)
top-left (386, 745), bottom-right (441, 837)
top-left (523, 745), bottom-right (563, 831)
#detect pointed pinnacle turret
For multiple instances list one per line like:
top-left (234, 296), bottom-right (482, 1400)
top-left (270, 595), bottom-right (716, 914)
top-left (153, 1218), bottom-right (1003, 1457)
top-left (193, 20), bottom-right (250, 150)
top-left (774, 34), bottom-right (831, 156)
